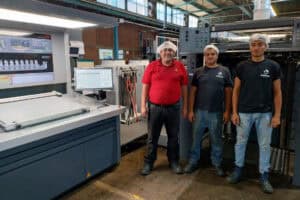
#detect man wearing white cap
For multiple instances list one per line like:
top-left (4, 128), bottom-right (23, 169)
top-left (140, 41), bottom-right (188, 175)
top-left (227, 33), bottom-right (282, 194)
top-left (184, 44), bottom-right (233, 176)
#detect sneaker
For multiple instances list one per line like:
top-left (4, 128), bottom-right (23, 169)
top-left (260, 172), bottom-right (273, 194)
top-left (227, 166), bottom-right (242, 184)
top-left (215, 165), bottom-right (225, 177)
top-left (184, 163), bottom-right (198, 174)
top-left (141, 163), bottom-right (153, 176)
top-left (169, 162), bottom-right (183, 174)
top-left (261, 180), bottom-right (274, 194)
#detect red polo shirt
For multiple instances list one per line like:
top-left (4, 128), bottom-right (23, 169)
top-left (142, 59), bottom-right (188, 105)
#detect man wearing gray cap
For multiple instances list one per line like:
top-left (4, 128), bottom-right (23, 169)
top-left (140, 41), bottom-right (188, 175)
top-left (227, 34), bottom-right (282, 194)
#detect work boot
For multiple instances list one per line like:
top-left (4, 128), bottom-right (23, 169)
top-left (260, 172), bottom-right (274, 194)
top-left (184, 163), bottom-right (198, 174)
top-left (141, 163), bottom-right (153, 176)
top-left (215, 165), bottom-right (225, 177)
top-left (227, 166), bottom-right (242, 184)
top-left (169, 162), bottom-right (183, 174)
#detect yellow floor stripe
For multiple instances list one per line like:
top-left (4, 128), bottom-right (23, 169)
top-left (94, 180), bottom-right (145, 200)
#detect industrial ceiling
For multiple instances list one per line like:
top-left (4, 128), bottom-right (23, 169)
top-left (167, 0), bottom-right (300, 23)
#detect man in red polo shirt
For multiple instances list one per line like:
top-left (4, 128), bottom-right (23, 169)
top-left (140, 41), bottom-right (188, 175)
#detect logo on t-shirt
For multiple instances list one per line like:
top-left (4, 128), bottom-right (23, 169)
top-left (216, 71), bottom-right (224, 78)
top-left (260, 69), bottom-right (270, 78)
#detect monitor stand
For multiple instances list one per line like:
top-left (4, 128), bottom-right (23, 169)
top-left (97, 90), bottom-right (106, 101)
top-left (96, 90), bottom-right (110, 108)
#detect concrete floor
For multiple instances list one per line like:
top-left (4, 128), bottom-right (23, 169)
top-left (60, 146), bottom-right (300, 200)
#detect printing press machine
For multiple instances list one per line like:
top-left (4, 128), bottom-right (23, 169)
top-left (0, 91), bottom-right (125, 200)
top-left (0, 1), bottom-right (126, 199)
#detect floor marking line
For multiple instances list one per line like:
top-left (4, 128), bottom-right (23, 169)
top-left (94, 180), bottom-right (145, 200)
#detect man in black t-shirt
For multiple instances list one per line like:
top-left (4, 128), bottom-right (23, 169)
top-left (227, 34), bottom-right (282, 194)
top-left (183, 44), bottom-right (233, 175)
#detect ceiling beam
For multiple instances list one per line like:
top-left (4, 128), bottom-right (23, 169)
top-left (172, 0), bottom-right (218, 10)
top-left (271, 0), bottom-right (291, 3)
top-left (279, 10), bottom-right (300, 16)
top-left (203, 12), bottom-right (254, 24)
top-left (179, 0), bottom-right (214, 13)
top-left (231, 0), bottom-right (253, 18)
top-left (205, 0), bottom-right (220, 8)
top-left (238, 5), bottom-right (252, 18)
top-left (169, 0), bottom-right (221, 17)
top-left (197, 3), bottom-right (252, 16)
top-left (200, 4), bottom-right (254, 21)
top-left (173, 0), bottom-right (196, 9)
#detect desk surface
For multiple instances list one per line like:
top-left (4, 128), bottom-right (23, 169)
top-left (0, 94), bottom-right (125, 152)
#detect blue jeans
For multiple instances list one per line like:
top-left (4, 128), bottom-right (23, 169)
top-left (189, 110), bottom-right (223, 167)
top-left (235, 112), bottom-right (273, 174)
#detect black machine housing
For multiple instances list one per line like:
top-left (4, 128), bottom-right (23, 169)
top-left (179, 17), bottom-right (300, 185)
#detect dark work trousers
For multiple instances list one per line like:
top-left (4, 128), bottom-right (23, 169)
top-left (144, 101), bottom-right (180, 165)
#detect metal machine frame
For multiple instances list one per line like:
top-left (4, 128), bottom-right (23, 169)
top-left (98, 60), bottom-right (149, 145)
top-left (179, 17), bottom-right (300, 185)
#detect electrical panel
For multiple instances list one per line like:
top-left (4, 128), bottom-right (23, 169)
top-left (180, 54), bottom-right (198, 73)
top-left (179, 26), bottom-right (210, 54)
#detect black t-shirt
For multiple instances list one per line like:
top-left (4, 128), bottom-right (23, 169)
top-left (192, 66), bottom-right (233, 112)
top-left (236, 59), bottom-right (281, 113)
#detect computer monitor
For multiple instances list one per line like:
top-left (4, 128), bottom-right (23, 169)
top-left (74, 68), bottom-right (113, 91)
top-left (70, 47), bottom-right (79, 57)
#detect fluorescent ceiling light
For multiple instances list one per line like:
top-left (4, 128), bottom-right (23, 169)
top-left (0, 8), bottom-right (97, 29)
top-left (232, 27), bottom-right (291, 33)
top-left (0, 29), bottom-right (32, 36)
top-left (194, 11), bottom-right (208, 17)
top-left (271, 6), bottom-right (277, 16)
top-left (269, 34), bottom-right (286, 38)
top-left (229, 36), bottom-right (250, 42)
top-left (222, 34), bottom-right (286, 42)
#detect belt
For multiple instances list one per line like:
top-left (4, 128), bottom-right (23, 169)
top-left (149, 101), bottom-right (179, 107)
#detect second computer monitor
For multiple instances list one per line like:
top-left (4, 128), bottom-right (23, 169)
top-left (74, 67), bottom-right (113, 91)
